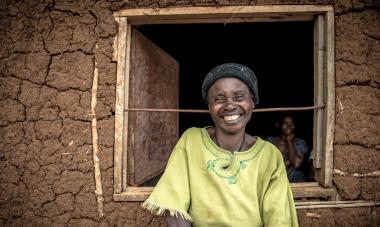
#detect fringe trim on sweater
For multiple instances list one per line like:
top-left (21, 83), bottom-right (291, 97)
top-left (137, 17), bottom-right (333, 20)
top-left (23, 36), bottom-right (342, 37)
top-left (142, 199), bottom-right (193, 222)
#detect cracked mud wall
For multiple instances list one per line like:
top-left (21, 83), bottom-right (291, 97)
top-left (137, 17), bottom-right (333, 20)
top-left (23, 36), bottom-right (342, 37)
top-left (334, 8), bottom-right (380, 206)
top-left (0, 0), bottom-right (379, 226)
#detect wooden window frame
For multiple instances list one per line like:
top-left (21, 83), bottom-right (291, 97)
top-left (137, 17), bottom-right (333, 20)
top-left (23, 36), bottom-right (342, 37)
top-left (113, 5), bottom-right (335, 202)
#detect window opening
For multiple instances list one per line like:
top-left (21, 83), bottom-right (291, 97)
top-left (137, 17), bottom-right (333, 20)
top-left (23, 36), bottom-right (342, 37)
top-left (113, 6), bottom-right (335, 202)
top-left (134, 22), bottom-right (314, 186)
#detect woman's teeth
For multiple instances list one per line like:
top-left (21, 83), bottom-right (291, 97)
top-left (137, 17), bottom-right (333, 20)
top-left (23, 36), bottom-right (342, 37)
top-left (224, 115), bottom-right (240, 121)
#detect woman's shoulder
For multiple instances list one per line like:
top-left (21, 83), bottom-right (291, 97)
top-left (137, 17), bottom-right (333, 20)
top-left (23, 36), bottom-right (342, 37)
top-left (182, 127), bottom-right (204, 136)
top-left (254, 138), bottom-right (284, 168)
top-left (261, 138), bottom-right (280, 150)
top-left (259, 137), bottom-right (283, 157)
top-left (175, 127), bottom-right (209, 155)
top-left (178, 127), bottom-right (207, 143)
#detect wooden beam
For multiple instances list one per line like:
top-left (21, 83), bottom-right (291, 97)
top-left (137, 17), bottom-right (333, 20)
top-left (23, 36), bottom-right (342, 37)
top-left (124, 105), bottom-right (325, 114)
top-left (295, 200), bottom-right (379, 206)
top-left (114, 183), bottom-right (334, 201)
top-left (313, 14), bottom-right (324, 169)
top-left (125, 15), bottom-right (315, 25)
top-left (290, 182), bottom-right (319, 188)
top-left (320, 11), bottom-right (335, 187)
top-left (292, 185), bottom-right (335, 199)
top-left (114, 17), bottom-right (128, 194)
top-left (122, 24), bottom-right (132, 191)
top-left (114, 187), bottom-right (153, 201)
top-left (114, 5), bottom-right (333, 17)
top-left (296, 201), bottom-right (380, 209)
top-left (113, 6), bottom-right (333, 24)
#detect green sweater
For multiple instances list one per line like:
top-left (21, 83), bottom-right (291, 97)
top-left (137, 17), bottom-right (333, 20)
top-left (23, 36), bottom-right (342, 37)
top-left (143, 127), bottom-right (298, 227)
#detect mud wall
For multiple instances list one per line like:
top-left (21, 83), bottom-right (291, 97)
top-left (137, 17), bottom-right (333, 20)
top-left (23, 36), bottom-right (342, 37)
top-left (0, 0), bottom-right (379, 226)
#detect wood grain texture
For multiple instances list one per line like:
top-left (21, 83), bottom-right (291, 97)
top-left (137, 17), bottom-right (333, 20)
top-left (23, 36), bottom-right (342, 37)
top-left (128, 28), bottom-right (179, 186)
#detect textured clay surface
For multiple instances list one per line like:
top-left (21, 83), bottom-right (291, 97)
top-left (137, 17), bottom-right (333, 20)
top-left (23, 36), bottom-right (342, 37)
top-left (0, 0), bottom-right (379, 226)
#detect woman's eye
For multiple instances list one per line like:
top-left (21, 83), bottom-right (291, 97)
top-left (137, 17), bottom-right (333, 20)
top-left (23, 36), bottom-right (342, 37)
top-left (214, 97), bottom-right (225, 103)
top-left (234, 95), bottom-right (245, 101)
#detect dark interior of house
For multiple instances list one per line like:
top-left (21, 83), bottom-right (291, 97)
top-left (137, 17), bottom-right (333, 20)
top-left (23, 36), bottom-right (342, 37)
top-left (136, 21), bottom-right (315, 184)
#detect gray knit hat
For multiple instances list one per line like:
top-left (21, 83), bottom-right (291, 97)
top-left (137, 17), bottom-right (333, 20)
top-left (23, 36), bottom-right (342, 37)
top-left (202, 63), bottom-right (259, 105)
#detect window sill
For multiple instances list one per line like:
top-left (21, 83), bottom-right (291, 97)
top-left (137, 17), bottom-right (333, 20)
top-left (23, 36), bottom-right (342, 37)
top-left (114, 182), bottom-right (334, 202)
top-left (291, 182), bottom-right (335, 199)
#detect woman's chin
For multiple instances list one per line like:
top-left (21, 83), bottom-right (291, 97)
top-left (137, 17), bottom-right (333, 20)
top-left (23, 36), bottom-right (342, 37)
top-left (219, 123), bottom-right (245, 134)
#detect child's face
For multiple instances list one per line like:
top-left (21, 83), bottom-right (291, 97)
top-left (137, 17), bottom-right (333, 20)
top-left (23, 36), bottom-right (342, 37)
top-left (280, 117), bottom-right (295, 136)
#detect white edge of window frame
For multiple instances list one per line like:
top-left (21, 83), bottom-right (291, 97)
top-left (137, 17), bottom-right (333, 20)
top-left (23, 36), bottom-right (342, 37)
top-left (112, 5), bottom-right (335, 202)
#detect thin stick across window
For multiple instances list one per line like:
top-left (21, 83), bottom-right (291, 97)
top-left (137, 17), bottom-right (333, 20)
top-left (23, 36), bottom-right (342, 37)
top-left (124, 105), bottom-right (325, 113)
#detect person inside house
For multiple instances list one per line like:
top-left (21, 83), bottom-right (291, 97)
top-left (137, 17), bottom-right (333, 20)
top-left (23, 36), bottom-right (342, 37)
top-left (266, 114), bottom-right (309, 183)
top-left (142, 63), bottom-right (298, 227)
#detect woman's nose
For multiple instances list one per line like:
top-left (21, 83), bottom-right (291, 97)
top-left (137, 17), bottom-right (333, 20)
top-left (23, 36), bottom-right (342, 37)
top-left (224, 98), bottom-right (237, 110)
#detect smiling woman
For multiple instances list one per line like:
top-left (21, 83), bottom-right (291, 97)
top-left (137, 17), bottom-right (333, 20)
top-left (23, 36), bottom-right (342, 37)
top-left (142, 63), bottom-right (299, 227)
top-left (204, 64), bottom-right (256, 152)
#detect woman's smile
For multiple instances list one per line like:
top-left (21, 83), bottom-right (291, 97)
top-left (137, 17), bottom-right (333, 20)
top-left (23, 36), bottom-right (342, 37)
top-left (221, 113), bottom-right (242, 123)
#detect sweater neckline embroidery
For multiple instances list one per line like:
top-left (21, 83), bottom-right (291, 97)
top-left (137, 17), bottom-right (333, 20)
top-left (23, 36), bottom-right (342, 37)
top-left (201, 127), bottom-right (265, 184)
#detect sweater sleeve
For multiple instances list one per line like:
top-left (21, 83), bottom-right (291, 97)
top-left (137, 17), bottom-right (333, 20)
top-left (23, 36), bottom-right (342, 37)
top-left (142, 131), bottom-right (192, 222)
top-left (262, 150), bottom-right (299, 227)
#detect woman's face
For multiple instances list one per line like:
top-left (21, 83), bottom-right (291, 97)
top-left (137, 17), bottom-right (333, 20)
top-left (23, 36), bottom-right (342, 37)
top-left (207, 77), bottom-right (254, 134)
top-left (280, 116), bottom-right (295, 136)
